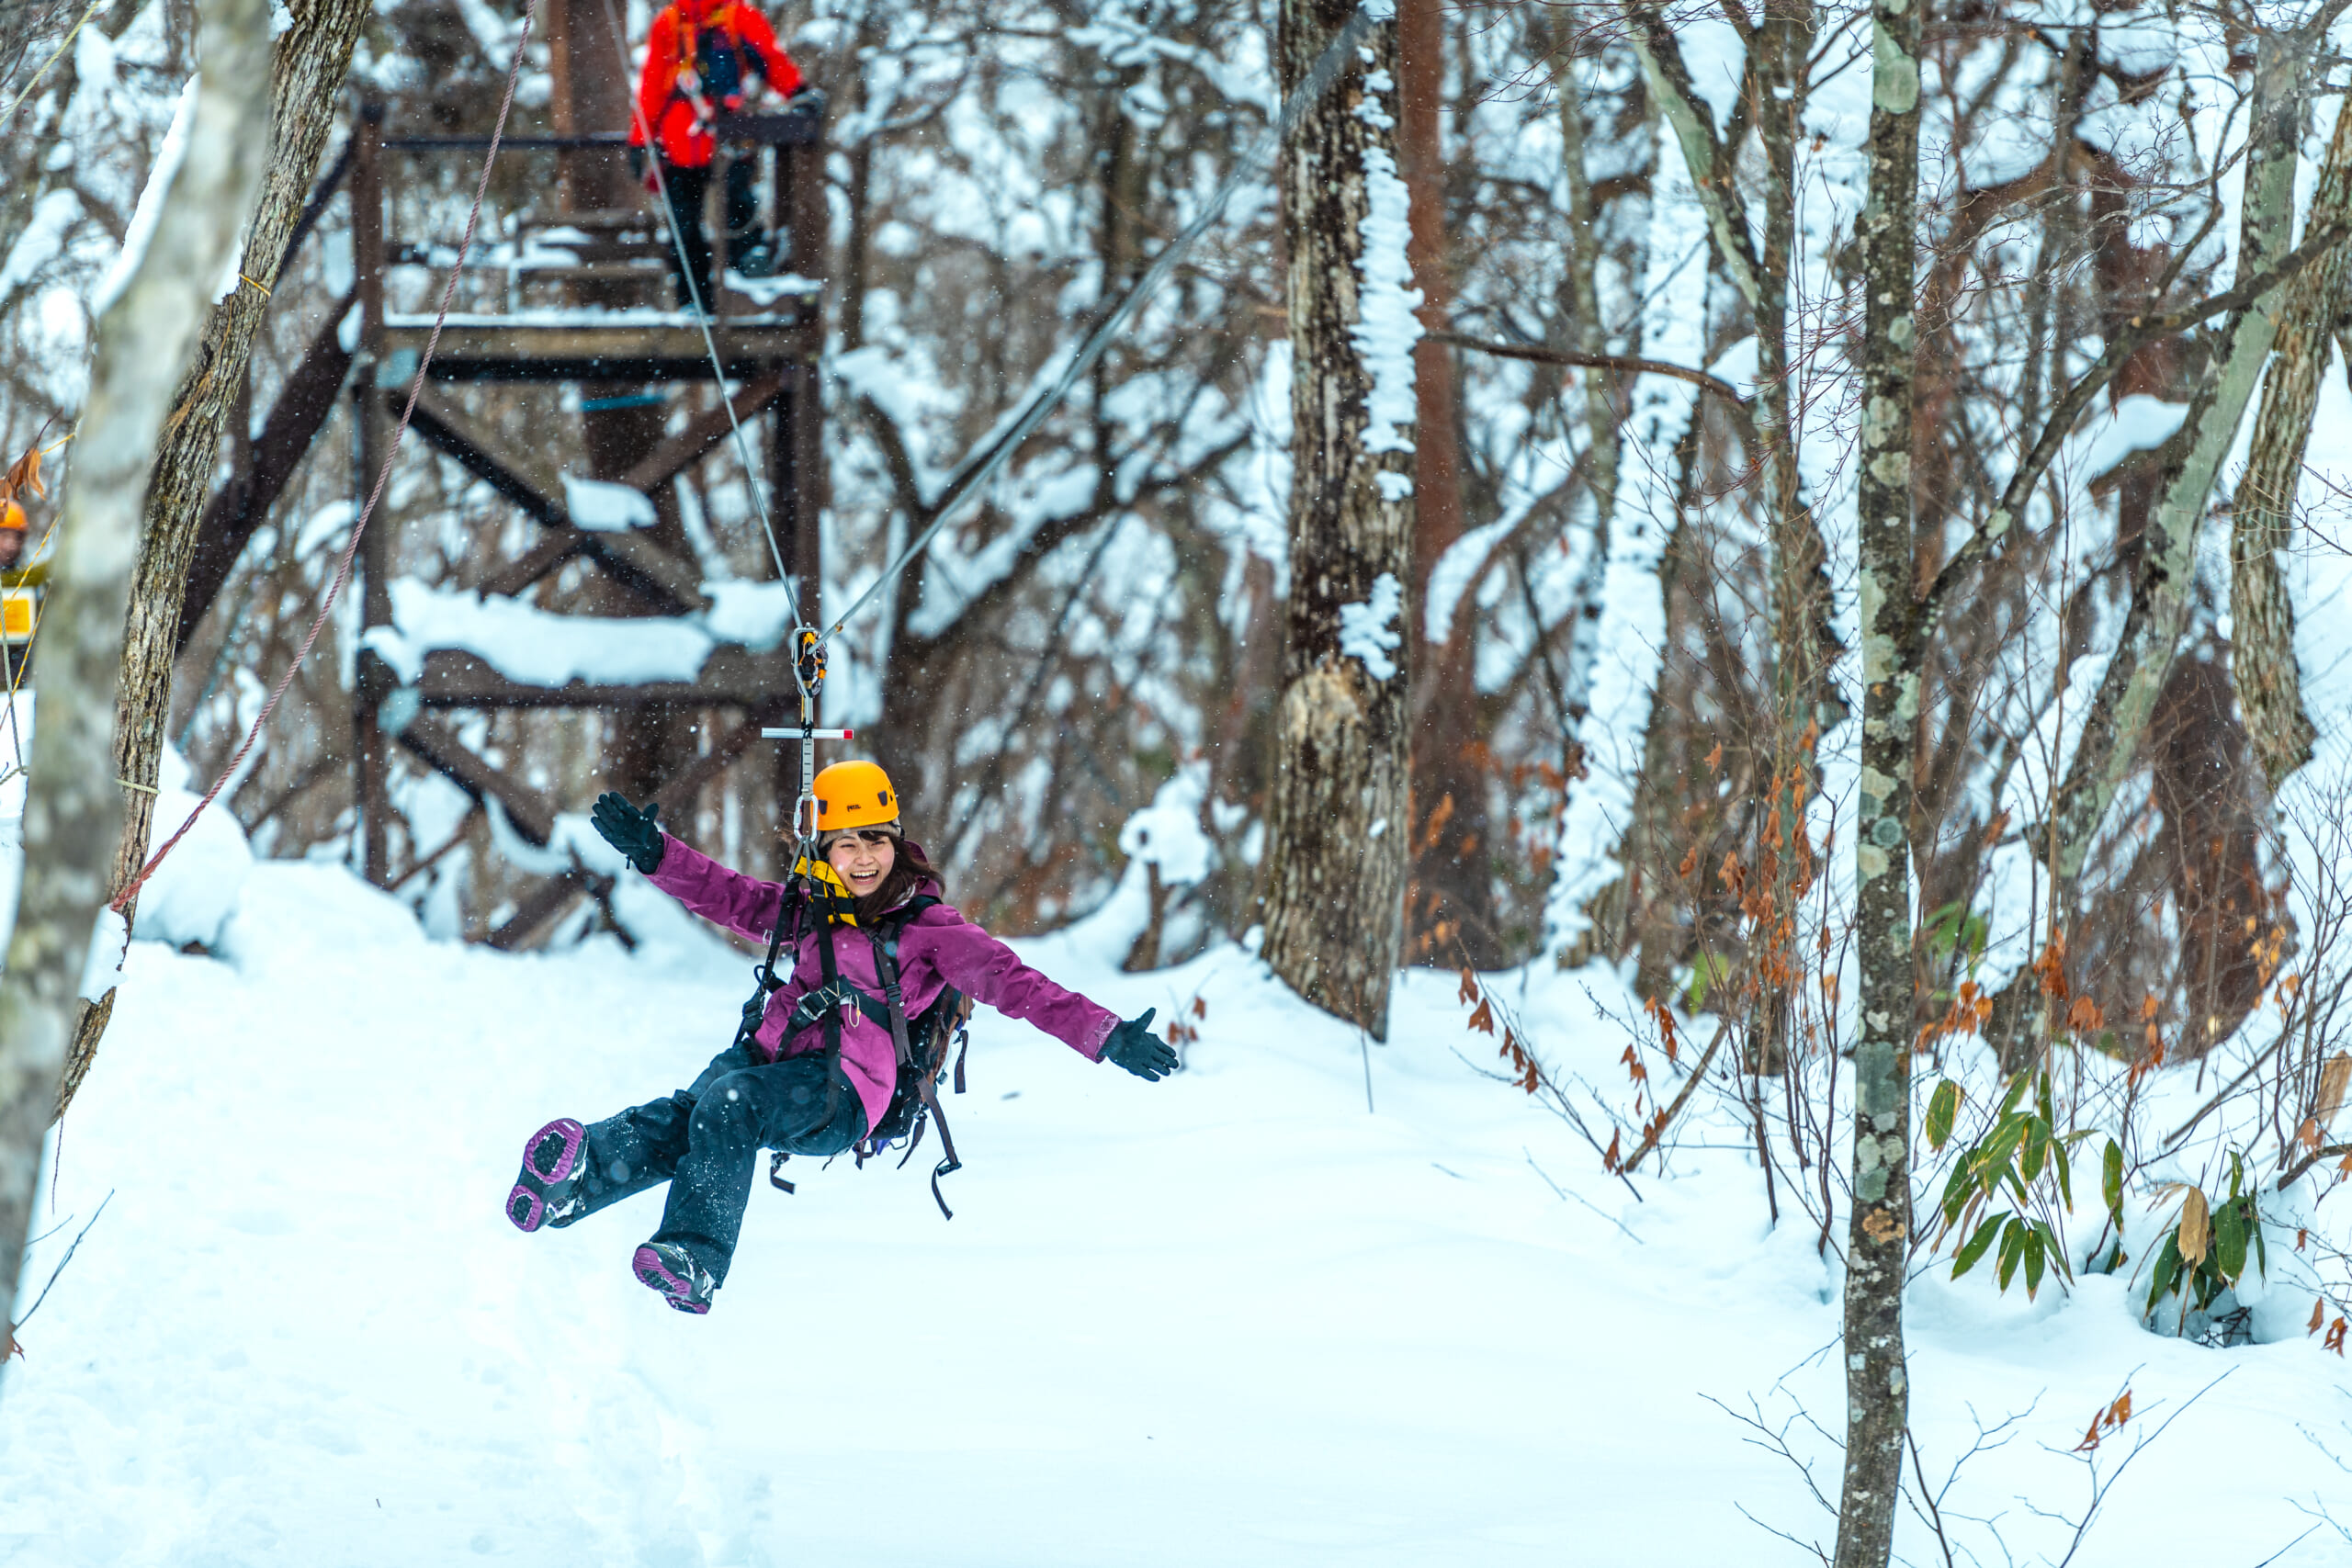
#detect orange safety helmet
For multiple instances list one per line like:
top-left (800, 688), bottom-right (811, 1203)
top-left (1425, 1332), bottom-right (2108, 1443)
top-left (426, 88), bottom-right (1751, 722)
top-left (1, 498), bottom-right (25, 532)
top-left (812, 759), bottom-right (899, 833)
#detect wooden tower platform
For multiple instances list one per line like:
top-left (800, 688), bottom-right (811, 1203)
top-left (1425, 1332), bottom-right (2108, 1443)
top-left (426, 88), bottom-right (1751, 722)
top-left (328, 106), bottom-right (830, 947)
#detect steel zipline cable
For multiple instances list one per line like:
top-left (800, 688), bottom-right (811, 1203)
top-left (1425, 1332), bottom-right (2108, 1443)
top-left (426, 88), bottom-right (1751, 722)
top-left (123, 2), bottom-right (1386, 901)
top-left (811, 6), bottom-right (1379, 654)
top-left (594, 0), bottom-right (795, 598)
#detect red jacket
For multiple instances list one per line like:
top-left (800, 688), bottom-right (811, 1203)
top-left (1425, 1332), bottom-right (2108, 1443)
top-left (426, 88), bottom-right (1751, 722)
top-left (628, 0), bottom-right (800, 169)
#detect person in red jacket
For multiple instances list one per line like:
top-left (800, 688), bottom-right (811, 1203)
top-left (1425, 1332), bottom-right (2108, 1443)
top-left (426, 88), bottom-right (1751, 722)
top-left (627, 0), bottom-right (815, 309)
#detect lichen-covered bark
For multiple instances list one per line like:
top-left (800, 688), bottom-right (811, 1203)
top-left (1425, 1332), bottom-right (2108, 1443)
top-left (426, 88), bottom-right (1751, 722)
top-left (2233, 93), bottom-right (2352, 789)
top-left (58, 0), bottom-right (371, 1119)
top-left (1, 0), bottom-right (271, 1384)
top-left (1836, 0), bottom-right (1919, 1557)
top-left (1259, 0), bottom-right (1411, 1039)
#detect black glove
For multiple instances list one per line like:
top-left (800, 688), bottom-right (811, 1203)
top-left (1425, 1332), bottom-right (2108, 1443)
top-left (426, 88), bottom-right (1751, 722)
top-left (786, 85), bottom-right (828, 118)
top-left (591, 792), bottom-right (665, 874)
top-left (1102, 1008), bottom-right (1178, 1081)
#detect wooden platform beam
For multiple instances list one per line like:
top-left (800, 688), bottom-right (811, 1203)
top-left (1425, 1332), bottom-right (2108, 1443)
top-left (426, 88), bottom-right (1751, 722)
top-left (411, 647), bottom-right (794, 710)
top-left (482, 712), bottom-right (773, 950)
top-left (400, 387), bottom-right (709, 613)
top-left (391, 715), bottom-right (559, 845)
top-left (620, 372), bottom-right (786, 494)
top-left (176, 288), bottom-right (359, 656)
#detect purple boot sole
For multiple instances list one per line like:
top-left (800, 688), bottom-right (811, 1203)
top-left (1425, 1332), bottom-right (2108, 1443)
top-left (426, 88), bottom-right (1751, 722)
top-left (507, 1118), bottom-right (586, 1233)
top-left (632, 1242), bottom-right (716, 1314)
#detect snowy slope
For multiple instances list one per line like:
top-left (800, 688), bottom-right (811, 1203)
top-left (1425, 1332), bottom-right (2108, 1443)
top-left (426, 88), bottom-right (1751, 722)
top-left (3, 853), bottom-right (2350, 1566)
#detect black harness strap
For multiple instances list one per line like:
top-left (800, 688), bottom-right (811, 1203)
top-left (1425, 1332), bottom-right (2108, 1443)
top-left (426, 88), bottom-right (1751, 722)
top-left (865, 905), bottom-right (961, 1219)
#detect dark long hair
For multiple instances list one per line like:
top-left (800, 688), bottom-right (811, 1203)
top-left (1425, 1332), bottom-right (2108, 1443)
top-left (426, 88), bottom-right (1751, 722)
top-left (854, 834), bottom-right (944, 927)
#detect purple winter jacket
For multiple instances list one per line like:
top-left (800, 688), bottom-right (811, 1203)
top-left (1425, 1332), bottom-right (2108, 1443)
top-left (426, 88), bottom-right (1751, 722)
top-left (645, 834), bottom-right (1119, 1132)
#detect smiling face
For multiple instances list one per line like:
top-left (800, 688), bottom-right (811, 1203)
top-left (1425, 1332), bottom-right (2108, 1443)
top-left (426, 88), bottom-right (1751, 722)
top-left (824, 829), bottom-right (898, 897)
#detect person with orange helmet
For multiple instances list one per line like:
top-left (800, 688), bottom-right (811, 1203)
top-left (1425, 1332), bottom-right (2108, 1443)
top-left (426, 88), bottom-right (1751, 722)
top-left (626, 0), bottom-right (817, 309)
top-left (510, 759), bottom-right (1176, 1314)
top-left (0, 496), bottom-right (47, 663)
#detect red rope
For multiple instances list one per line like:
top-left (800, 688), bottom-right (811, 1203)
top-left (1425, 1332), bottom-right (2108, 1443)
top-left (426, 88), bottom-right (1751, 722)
top-left (111, 1), bottom-right (539, 916)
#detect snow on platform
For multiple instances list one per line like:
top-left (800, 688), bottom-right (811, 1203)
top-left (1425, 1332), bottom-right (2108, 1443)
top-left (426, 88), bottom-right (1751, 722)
top-left (2, 852), bottom-right (2348, 1564)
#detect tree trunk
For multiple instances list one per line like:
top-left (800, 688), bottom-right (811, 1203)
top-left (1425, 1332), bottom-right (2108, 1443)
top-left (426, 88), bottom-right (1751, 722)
top-left (1836, 0), bottom-right (1920, 1556)
top-left (2233, 93), bottom-right (2352, 790)
top-left (55, 0), bottom-right (371, 1120)
top-left (1398, 0), bottom-right (1496, 967)
top-left (1, 0), bottom-right (272, 1381)
top-left (1258, 0), bottom-right (1414, 1040)
top-left (1543, 115), bottom-right (1705, 963)
top-left (1981, 36), bottom-right (2310, 1067)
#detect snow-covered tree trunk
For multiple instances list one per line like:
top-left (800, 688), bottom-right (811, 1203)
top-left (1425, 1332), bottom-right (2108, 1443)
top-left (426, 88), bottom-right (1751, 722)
top-left (2233, 94), bottom-right (2352, 790)
top-left (62, 0), bottom-right (370, 1120)
top-left (0, 0), bottom-right (271, 1378)
top-left (1837, 0), bottom-right (1920, 1555)
top-left (1542, 119), bottom-right (1705, 962)
top-left (1258, 0), bottom-right (1415, 1039)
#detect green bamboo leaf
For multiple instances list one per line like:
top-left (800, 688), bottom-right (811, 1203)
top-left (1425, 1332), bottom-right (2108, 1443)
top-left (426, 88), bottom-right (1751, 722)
top-left (1996, 1217), bottom-right (2029, 1292)
top-left (2146, 1233), bottom-right (2182, 1314)
top-left (1998, 1072), bottom-right (2032, 1118)
top-left (2214, 1199), bottom-right (2248, 1281)
top-left (2102, 1139), bottom-right (2123, 1222)
top-left (2036, 1217), bottom-right (2074, 1282)
top-left (2024, 1226), bottom-right (2047, 1298)
top-left (1984, 1115), bottom-right (2030, 1179)
top-left (1952, 1213), bottom-right (2006, 1279)
top-left (1926, 1079), bottom-right (1962, 1151)
top-left (2021, 1117), bottom-right (2051, 1184)
top-left (1939, 1158), bottom-right (1974, 1227)
top-left (2037, 1071), bottom-right (2057, 1132)
top-left (2252, 1205), bottom-right (2268, 1277)
top-left (2053, 1135), bottom-right (2075, 1210)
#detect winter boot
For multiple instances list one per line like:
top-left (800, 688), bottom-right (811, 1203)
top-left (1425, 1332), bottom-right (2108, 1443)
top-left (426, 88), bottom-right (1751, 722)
top-left (632, 1241), bottom-right (717, 1314)
top-left (507, 1118), bottom-right (588, 1233)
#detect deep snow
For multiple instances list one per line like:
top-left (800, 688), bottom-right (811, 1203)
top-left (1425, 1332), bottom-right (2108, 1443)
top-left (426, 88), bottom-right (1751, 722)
top-left (4, 848), bottom-right (2351, 1565)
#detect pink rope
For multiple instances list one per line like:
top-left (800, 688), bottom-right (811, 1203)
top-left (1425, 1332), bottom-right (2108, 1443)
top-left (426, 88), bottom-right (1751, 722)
top-left (112, 0), bottom-right (539, 916)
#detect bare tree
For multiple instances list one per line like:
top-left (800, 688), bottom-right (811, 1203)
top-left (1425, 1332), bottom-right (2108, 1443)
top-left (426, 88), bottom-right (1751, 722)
top-left (1, 0), bottom-right (270, 1386)
top-left (60, 0), bottom-right (371, 1119)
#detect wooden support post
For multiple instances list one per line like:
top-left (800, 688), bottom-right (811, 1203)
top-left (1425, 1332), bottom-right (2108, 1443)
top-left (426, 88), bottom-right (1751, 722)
top-left (352, 101), bottom-right (393, 886)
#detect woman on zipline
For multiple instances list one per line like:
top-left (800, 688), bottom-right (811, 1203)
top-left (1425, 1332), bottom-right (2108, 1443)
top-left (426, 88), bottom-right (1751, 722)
top-left (504, 759), bottom-right (1178, 1314)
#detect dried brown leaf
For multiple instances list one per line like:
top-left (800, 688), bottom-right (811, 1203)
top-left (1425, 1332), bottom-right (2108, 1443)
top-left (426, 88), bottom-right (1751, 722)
top-left (2178, 1188), bottom-right (2211, 1268)
top-left (2317, 1052), bottom-right (2352, 1123)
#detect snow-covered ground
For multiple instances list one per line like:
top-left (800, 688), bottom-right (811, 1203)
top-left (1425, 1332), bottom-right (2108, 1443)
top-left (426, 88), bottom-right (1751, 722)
top-left (5, 844), bottom-right (2351, 1566)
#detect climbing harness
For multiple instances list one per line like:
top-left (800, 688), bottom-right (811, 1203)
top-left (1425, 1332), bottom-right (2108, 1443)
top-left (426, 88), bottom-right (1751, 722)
top-left (760, 887), bottom-right (974, 1218)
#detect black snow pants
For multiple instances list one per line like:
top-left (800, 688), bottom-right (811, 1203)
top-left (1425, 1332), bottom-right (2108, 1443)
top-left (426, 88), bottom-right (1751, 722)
top-left (558, 1042), bottom-right (865, 1283)
top-left (657, 158), bottom-right (760, 310)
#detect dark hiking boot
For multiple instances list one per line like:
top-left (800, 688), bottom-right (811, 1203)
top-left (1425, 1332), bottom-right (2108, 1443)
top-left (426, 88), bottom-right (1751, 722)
top-left (633, 1242), bottom-right (717, 1314)
top-left (507, 1118), bottom-right (587, 1233)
